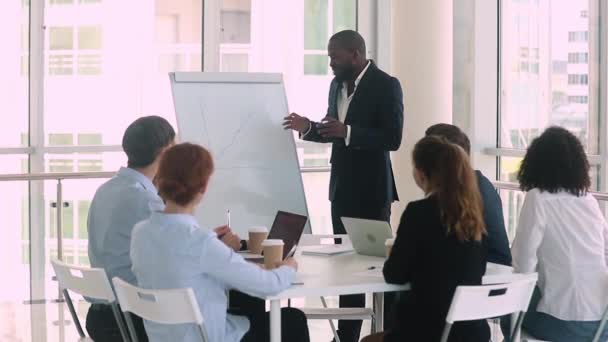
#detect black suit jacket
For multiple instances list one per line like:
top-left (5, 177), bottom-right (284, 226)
top-left (383, 197), bottom-right (490, 342)
top-left (302, 62), bottom-right (404, 207)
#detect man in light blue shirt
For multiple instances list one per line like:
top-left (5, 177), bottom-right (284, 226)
top-left (85, 116), bottom-right (176, 342)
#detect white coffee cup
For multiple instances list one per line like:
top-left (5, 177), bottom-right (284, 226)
top-left (385, 238), bottom-right (395, 257)
top-left (262, 239), bottom-right (284, 269)
top-left (248, 226), bottom-right (269, 255)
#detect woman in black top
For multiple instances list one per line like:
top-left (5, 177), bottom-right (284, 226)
top-left (362, 136), bottom-right (490, 342)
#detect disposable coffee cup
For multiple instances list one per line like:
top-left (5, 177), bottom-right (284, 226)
top-left (262, 239), bottom-right (284, 269)
top-left (385, 238), bottom-right (395, 257)
top-left (248, 226), bottom-right (269, 255)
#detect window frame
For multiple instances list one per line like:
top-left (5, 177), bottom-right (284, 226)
top-left (3, 0), bottom-right (382, 309)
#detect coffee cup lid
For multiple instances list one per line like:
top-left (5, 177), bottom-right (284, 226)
top-left (262, 239), bottom-right (284, 247)
top-left (249, 226), bottom-right (269, 233)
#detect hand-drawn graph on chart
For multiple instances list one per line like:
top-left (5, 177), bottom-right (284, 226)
top-left (171, 72), bottom-right (310, 236)
top-left (198, 101), bottom-right (274, 172)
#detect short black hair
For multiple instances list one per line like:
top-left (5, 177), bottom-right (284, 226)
top-left (425, 123), bottom-right (471, 155)
top-left (329, 30), bottom-right (366, 55)
top-left (122, 116), bottom-right (175, 168)
top-left (518, 126), bottom-right (590, 196)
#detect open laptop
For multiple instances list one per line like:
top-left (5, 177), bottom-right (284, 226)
top-left (243, 211), bottom-right (308, 262)
top-left (341, 217), bottom-right (393, 257)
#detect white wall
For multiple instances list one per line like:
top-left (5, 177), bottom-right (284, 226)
top-left (389, 0), bottom-right (454, 228)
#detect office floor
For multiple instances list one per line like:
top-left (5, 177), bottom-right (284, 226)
top-left (0, 297), bottom-right (371, 342)
top-left (0, 298), bottom-right (505, 341)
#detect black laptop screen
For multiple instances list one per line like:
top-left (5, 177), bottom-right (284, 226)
top-left (267, 211), bottom-right (307, 259)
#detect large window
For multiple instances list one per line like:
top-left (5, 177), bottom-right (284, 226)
top-left (0, 2), bottom-right (29, 147)
top-left (1, 0), bottom-right (360, 314)
top-left (43, 0), bottom-right (202, 147)
top-left (38, 0), bottom-right (203, 303)
top-left (499, 0), bottom-right (601, 238)
top-left (218, 0), bottom-right (357, 234)
top-left (0, 1), bottom-right (30, 303)
top-left (304, 0), bottom-right (356, 75)
top-left (500, 0), bottom-right (598, 155)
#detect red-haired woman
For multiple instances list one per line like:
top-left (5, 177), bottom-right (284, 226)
top-left (130, 143), bottom-right (310, 342)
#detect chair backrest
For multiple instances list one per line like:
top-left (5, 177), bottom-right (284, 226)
top-left (112, 277), bottom-right (203, 326)
top-left (482, 266), bottom-right (528, 285)
top-left (486, 262), bottom-right (514, 274)
top-left (51, 257), bottom-right (116, 302)
top-left (299, 234), bottom-right (350, 246)
top-left (51, 258), bottom-right (130, 342)
top-left (446, 273), bottom-right (537, 324)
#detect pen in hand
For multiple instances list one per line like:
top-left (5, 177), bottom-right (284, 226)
top-left (218, 210), bottom-right (230, 239)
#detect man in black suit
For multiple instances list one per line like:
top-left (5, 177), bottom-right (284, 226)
top-left (283, 30), bottom-right (404, 342)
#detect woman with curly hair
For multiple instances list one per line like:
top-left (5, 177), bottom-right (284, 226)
top-left (511, 126), bottom-right (608, 341)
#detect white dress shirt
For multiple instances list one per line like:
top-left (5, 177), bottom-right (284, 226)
top-left (87, 167), bottom-right (165, 290)
top-left (511, 188), bottom-right (608, 321)
top-left (339, 60), bottom-right (371, 146)
top-left (131, 212), bottom-right (296, 342)
top-left (302, 60), bottom-right (371, 146)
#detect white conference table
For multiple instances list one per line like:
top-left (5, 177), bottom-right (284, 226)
top-left (258, 247), bottom-right (515, 342)
top-left (261, 247), bottom-right (407, 342)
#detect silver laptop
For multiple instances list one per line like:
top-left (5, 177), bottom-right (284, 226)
top-left (341, 217), bottom-right (393, 257)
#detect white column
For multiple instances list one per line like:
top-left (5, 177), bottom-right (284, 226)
top-left (389, 0), bottom-right (453, 228)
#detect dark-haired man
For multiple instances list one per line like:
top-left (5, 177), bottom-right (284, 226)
top-left (86, 116), bottom-right (175, 341)
top-left (283, 30), bottom-right (404, 342)
top-left (86, 116), bottom-right (241, 341)
top-left (425, 123), bottom-right (512, 266)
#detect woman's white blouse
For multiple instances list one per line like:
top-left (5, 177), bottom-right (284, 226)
top-left (512, 189), bottom-right (608, 321)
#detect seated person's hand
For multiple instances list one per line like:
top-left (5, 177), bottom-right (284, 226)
top-left (221, 232), bottom-right (242, 252)
top-left (278, 257), bottom-right (298, 271)
top-left (214, 225), bottom-right (231, 237)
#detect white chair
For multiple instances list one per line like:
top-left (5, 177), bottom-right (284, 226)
top-left (112, 277), bottom-right (209, 342)
top-left (482, 262), bottom-right (514, 341)
top-left (298, 234), bottom-right (375, 342)
top-left (50, 258), bottom-right (130, 342)
top-left (593, 306), bottom-right (608, 342)
top-left (440, 273), bottom-right (538, 342)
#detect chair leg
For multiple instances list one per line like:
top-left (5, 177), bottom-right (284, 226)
top-left (198, 324), bottom-right (211, 342)
top-left (440, 323), bottom-right (452, 342)
top-left (320, 296), bottom-right (340, 342)
top-left (592, 306), bottom-right (608, 342)
top-left (62, 290), bottom-right (86, 338)
top-left (490, 318), bottom-right (501, 342)
top-left (123, 311), bottom-right (140, 342)
top-left (328, 319), bottom-right (340, 342)
top-left (111, 303), bottom-right (132, 342)
top-left (508, 312), bottom-right (525, 342)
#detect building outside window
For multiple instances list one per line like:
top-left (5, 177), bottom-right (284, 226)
top-left (499, 0), bottom-right (598, 239)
